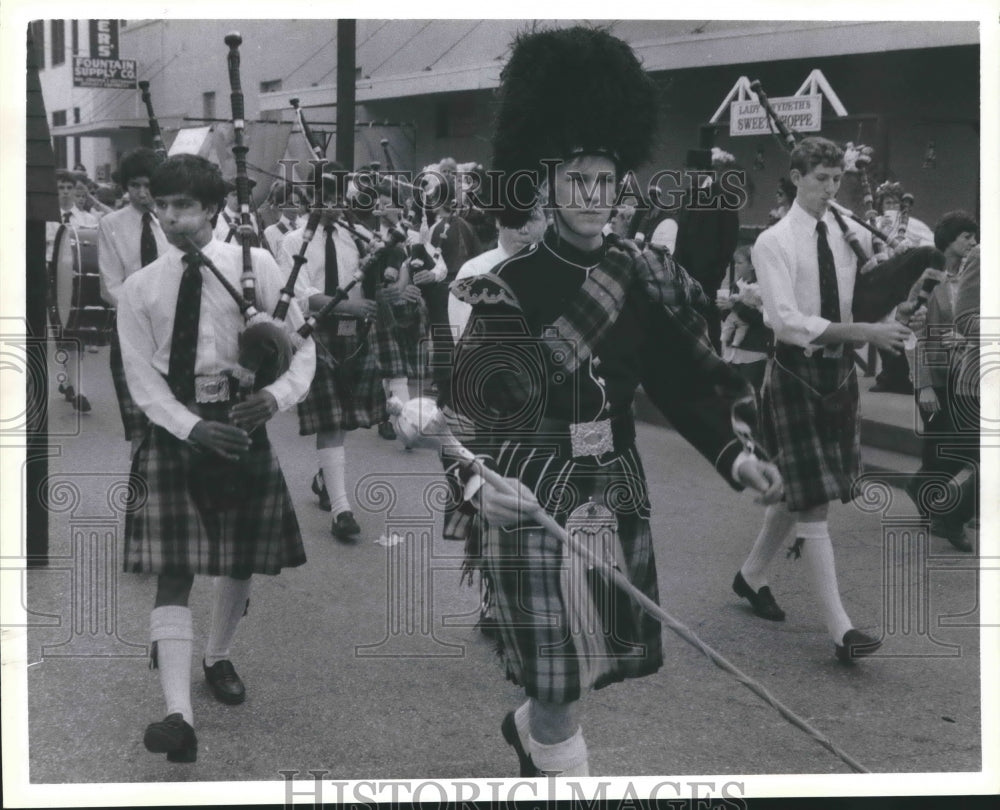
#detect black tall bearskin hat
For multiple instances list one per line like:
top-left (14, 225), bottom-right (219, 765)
top-left (491, 26), bottom-right (657, 227)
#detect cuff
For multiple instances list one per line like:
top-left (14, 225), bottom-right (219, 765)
top-left (263, 379), bottom-right (295, 412)
top-left (715, 438), bottom-right (746, 490)
top-left (730, 450), bottom-right (756, 487)
top-left (173, 410), bottom-right (201, 442)
top-left (799, 315), bottom-right (832, 347)
top-left (463, 474), bottom-right (485, 502)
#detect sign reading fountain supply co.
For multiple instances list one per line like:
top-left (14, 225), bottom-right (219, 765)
top-left (73, 20), bottom-right (138, 89)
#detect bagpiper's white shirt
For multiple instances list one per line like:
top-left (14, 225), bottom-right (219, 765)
top-left (97, 204), bottom-right (169, 305)
top-left (262, 214), bottom-right (300, 259)
top-left (214, 207), bottom-right (266, 247)
top-left (753, 199), bottom-right (871, 349)
top-left (117, 238), bottom-right (316, 441)
top-left (276, 222), bottom-right (363, 313)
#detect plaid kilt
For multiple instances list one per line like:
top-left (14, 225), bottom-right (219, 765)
top-left (109, 326), bottom-right (149, 441)
top-left (298, 317), bottom-right (386, 434)
top-left (123, 420), bottom-right (306, 576)
top-left (479, 465), bottom-right (663, 704)
top-left (372, 295), bottom-right (427, 379)
top-left (762, 346), bottom-right (861, 511)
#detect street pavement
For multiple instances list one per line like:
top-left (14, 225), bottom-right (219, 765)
top-left (20, 346), bottom-right (983, 785)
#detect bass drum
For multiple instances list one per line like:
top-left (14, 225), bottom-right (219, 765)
top-left (47, 224), bottom-right (114, 346)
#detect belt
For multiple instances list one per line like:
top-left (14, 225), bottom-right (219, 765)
top-left (536, 413), bottom-right (635, 460)
top-left (192, 373), bottom-right (242, 404)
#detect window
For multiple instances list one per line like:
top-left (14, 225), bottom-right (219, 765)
top-left (260, 79), bottom-right (282, 94)
top-left (51, 20), bottom-right (65, 65)
top-left (71, 20), bottom-right (79, 55)
top-left (52, 110), bottom-right (67, 127)
top-left (29, 20), bottom-right (45, 68)
top-left (202, 91), bottom-right (216, 120)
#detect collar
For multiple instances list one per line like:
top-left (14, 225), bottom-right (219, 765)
top-left (165, 236), bottom-right (219, 263)
top-left (542, 226), bottom-right (605, 269)
top-left (787, 200), bottom-right (837, 233)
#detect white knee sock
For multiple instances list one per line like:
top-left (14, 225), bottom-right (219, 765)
top-left (204, 576), bottom-right (252, 666)
top-left (797, 522), bottom-right (853, 644)
top-left (150, 606), bottom-right (194, 725)
top-left (530, 728), bottom-right (589, 776)
top-left (317, 445), bottom-right (349, 515)
top-left (385, 377), bottom-right (410, 404)
top-left (514, 700), bottom-right (532, 753)
top-left (740, 503), bottom-right (796, 591)
top-left (62, 348), bottom-right (82, 393)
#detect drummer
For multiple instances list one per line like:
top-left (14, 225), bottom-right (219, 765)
top-left (52, 169), bottom-right (99, 232)
top-left (48, 169), bottom-right (100, 412)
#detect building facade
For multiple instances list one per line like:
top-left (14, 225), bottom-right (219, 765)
top-left (33, 18), bottom-right (979, 228)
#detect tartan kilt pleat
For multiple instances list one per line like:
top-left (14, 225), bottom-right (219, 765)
top-left (109, 327), bottom-right (149, 441)
top-left (762, 349), bottom-right (861, 511)
top-left (481, 510), bottom-right (663, 704)
top-left (298, 317), bottom-right (386, 434)
top-left (123, 424), bottom-right (306, 576)
top-left (372, 296), bottom-right (427, 379)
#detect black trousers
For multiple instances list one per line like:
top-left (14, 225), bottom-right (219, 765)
top-left (915, 385), bottom-right (978, 527)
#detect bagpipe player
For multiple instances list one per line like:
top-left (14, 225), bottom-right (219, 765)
top-left (116, 154), bottom-right (316, 763)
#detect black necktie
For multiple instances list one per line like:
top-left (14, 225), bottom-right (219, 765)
top-left (816, 220), bottom-right (841, 323)
top-left (62, 211), bottom-right (71, 224)
top-left (168, 253), bottom-right (203, 403)
top-left (324, 225), bottom-right (339, 295)
top-left (140, 211), bottom-right (158, 266)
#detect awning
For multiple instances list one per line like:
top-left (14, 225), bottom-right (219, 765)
top-left (265, 19), bottom-right (978, 108)
top-left (50, 116), bottom-right (187, 139)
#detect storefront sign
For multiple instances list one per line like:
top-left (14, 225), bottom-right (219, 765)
top-left (74, 20), bottom-right (136, 88)
top-left (730, 94), bottom-right (822, 137)
top-left (89, 20), bottom-right (120, 59)
top-left (73, 56), bottom-right (138, 89)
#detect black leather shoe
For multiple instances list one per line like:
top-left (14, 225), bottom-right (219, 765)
top-left (931, 519), bottom-right (973, 552)
top-left (73, 394), bottom-right (92, 413)
top-left (203, 659), bottom-right (246, 705)
top-left (501, 711), bottom-right (541, 777)
top-left (732, 571), bottom-right (786, 621)
top-left (479, 610), bottom-right (501, 643)
top-left (311, 471), bottom-right (331, 512)
top-left (332, 510), bottom-right (361, 542)
top-left (835, 629), bottom-right (882, 663)
top-left (378, 420), bottom-right (397, 440)
top-left (143, 713), bottom-right (198, 762)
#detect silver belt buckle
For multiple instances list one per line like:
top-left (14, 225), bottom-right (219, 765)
top-left (569, 419), bottom-right (614, 458)
top-left (194, 374), bottom-right (230, 403)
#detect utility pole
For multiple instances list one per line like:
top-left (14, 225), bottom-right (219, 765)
top-left (335, 19), bottom-right (356, 170)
